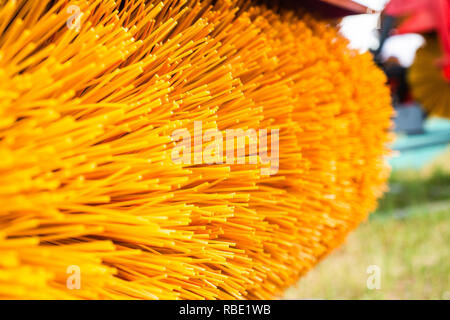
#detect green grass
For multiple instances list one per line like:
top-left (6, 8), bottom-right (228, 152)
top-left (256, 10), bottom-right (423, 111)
top-left (375, 170), bottom-right (450, 216)
top-left (283, 208), bottom-right (450, 300)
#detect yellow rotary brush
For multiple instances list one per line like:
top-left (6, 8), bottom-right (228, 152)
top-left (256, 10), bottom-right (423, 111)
top-left (0, 0), bottom-right (393, 299)
top-left (409, 35), bottom-right (450, 118)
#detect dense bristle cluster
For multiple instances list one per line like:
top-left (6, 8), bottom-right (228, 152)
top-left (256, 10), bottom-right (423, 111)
top-left (0, 0), bottom-right (393, 299)
top-left (409, 36), bottom-right (450, 118)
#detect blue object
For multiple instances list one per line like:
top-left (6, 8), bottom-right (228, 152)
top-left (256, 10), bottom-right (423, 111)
top-left (390, 118), bottom-right (450, 170)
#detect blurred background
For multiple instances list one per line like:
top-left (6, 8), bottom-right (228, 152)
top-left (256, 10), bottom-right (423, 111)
top-left (284, 0), bottom-right (450, 300)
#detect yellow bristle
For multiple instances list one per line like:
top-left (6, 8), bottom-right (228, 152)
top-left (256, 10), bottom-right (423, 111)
top-left (409, 35), bottom-right (450, 118)
top-left (0, 0), bottom-right (393, 299)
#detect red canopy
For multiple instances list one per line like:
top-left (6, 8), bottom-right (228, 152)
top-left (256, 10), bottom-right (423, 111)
top-left (268, 0), bottom-right (374, 18)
